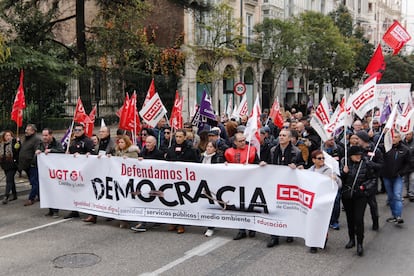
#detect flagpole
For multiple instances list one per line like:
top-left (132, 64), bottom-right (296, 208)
top-left (65, 120), bottom-right (75, 154)
top-left (344, 91), bottom-right (348, 167)
top-left (246, 140), bottom-right (252, 165)
top-left (370, 129), bottom-right (385, 161)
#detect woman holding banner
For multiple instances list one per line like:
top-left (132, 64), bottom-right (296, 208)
top-left (307, 150), bottom-right (341, 253)
top-left (200, 140), bottom-right (225, 237)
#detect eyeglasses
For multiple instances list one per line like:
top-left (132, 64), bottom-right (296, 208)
top-left (164, 131), bottom-right (170, 134)
top-left (315, 157), bottom-right (325, 160)
top-left (74, 129), bottom-right (83, 132)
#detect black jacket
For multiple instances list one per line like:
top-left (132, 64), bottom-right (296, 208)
top-left (69, 134), bottom-right (94, 154)
top-left (381, 142), bottom-right (410, 178)
top-left (268, 142), bottom-right (305, 167)
top-left (200, 152), bottom-right (225, 164)
top-left (0, 138), bottom-right (20, 171)
top-left (165, 140), bottom-right (199, 162)
top-left (140, 147), bottom-right (165, 160)
top-left (18, 134), bottom-right (41, 171)
top-left (340, 156), bottom-right (376, 199)
top-left (32, 137), bottom-right (64, 167)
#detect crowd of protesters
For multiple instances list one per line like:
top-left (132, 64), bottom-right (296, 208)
top-left (1, 104), bottom-right (413, 257)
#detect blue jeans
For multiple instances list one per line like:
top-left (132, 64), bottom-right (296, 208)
top-left (28, 167), bottom-right (39, 201)
top-left (330, 189), bottom-right (341, 225)
top-left (383, 176), bottom-right (403, 218)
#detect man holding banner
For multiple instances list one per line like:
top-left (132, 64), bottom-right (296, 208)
top-left (265, 128), bottom-right (305, 248)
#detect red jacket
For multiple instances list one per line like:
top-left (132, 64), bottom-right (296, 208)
top-left (224, 146), bottom-right (257, 164)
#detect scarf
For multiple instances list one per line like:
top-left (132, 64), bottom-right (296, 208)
top-left (202, 152), bottom-right (216, 164)
top-left (0, 141), bottom-right (13, 160)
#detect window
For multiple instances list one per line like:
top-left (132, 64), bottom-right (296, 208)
top-left (368, 3), bottom-right (373, 12)
top-left (246, 13), bottom-right (253, 45)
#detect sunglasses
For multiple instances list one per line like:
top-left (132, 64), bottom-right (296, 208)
top-left (164, 131), bottom-right (171, 134)
top-left (74, 129), bottom-right (83, 132)
top-left (315, 157), bottom-right (325, 160)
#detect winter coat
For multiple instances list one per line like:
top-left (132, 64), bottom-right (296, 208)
top-left (403, 137), bottom-right (414, 173)
top-left (0, 138), bottom-right (20, 171)
top-left (381, 142), bottom-right (410, 178)
top-left (69, 134), bottom-right (94, 154)
top-left (18, 134), bottom-right (41, 171)
top-left (114, 145), bottom-right (139, 159)
top-left (165, 140), bottom-right (200, 163)
top-left (268, 142), bottom-right (305, 167)
top-left (140, 146), bottom-right (164, 160)
top-left (32, 137), bottom-right (65, 167)
top-left (340, 156), bottom-right (376, 199)
top-left (200, 152), bottom-right (225, 164)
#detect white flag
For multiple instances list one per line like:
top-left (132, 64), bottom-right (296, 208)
top-left (243, 94), bottom-right (261, 160)
top-left (226, 94), bottom-right (233, 118)
top-left (310, 96), bottom-right (330, 142)
top-left (347, 77), bottom-right (377, 119)
top-left (139, 93), bottom-right (167, 127)
top-left (231, 104), bottom-right (239, 120)
top-left (236, 94), bottom-right (248, 118)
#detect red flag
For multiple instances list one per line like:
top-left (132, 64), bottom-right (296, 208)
top-left (268, 97), bottom-right (283, 129)
top-left (143, 79), bottom-right (156, 107)
top-left (364, 44), bottom-right (386, 83)
top-left (11, 70), bottom-right (26, 127)
top-left (118, 93), bottom-right (130, 129)
top-left (169, 90), bottom-right (183, 130)
top-left (383, 20), bottom-right (411, 55)
top-left (85, 105), bottom-right (97, 137)
top-left (117, 93), bottom-right (129, 118)
top-left (120, 92), bottom-right (141, 133)
top-left (73, 97), bottom-right (91, 124)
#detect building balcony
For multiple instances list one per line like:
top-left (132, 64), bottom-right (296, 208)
top-left (244, 0), bottom-right (259, 7)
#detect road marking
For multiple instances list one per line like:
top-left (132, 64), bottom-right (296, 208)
top-left (0, 219), bottom-right (69, 240)
top-left (140, 237), bottom-right (231, 276)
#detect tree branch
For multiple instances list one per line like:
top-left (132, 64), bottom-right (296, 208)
top-left (50, 14), bottom-right (76, 26)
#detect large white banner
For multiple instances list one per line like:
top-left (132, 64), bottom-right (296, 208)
top-left (375, 83), bottom-right (412, 108)
top-left (38, 154), bottom-right (337, 247)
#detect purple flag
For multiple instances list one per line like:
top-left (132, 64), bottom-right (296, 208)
top-left (199, 90), bottom-right (216, 120)
top-left (60, 127), bottom-right (71, 151)
top-left (380, 96), bottom-right (391, 124)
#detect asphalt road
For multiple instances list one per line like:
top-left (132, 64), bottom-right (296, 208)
top-left (1, 188), bottom-right (413, 276)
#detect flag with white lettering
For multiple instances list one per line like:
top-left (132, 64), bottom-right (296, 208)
top-left (169, 90), bottom-right (183, 130)
top-left (310, 96), bottom-right (330, 142)
top-left (199, 90), bottom-right (216, 120)
top-left (325, 96), bottom-right (346, 139)
top-left (236, 94), bottom-right (248, 118)
top-left (347, 77), bottom-right (377, 119)
top-left (383, 20), bottom-right (411, 55)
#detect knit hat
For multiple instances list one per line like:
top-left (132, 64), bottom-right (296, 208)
top-left (356, 131), bottom-right (370, 143)
top-left (349, 146), bottom-right (364, 156)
